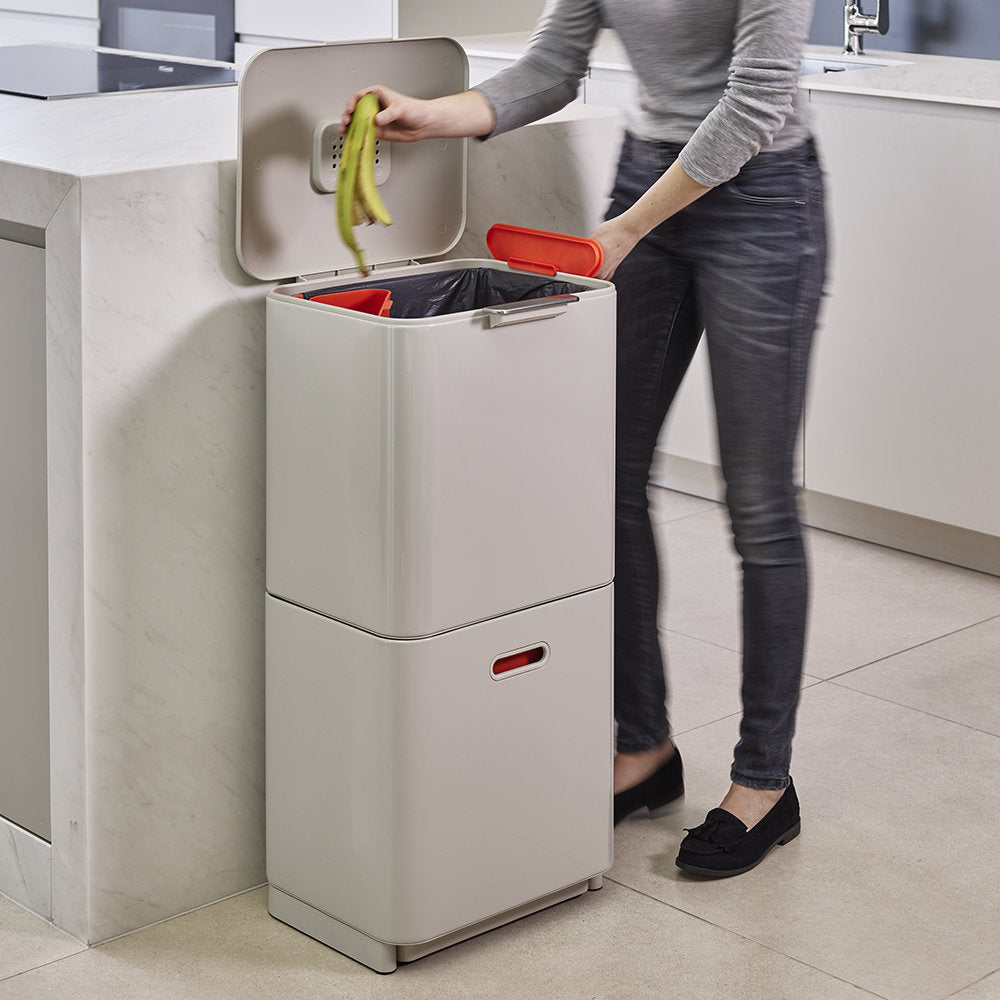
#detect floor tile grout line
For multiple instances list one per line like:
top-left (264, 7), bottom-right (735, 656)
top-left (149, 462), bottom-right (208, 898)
top-left (601, 875), bottom-right (891, 1000)
top-left (658, 626), bottom-right (738, 657)
top-left (820, 614), bottom-right (1000, 684)
top-left (0, 948), bottom-right (88, 987)
top-left (941, 966), bottom-right (1000, 1000)
top-left (823, 678), bottom-right (1000, 741)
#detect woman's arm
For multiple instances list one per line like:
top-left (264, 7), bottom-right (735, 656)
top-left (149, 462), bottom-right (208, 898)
top-left (678, 0), bottom-right (814, 187)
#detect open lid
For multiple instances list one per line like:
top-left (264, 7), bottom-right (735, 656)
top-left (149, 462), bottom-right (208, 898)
top-left (486, 224), bottom-right (603, 278)
top-left (237, 39), bottom-right (468, 281)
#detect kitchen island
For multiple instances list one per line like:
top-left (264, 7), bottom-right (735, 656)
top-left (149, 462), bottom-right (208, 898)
top-left (0, 60), bottom-right (622, 945)
top-left (1, 36), bottom-right (997, 945)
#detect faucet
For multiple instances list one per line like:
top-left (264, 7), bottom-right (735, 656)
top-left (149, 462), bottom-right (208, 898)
top-left (844, 0), bottom-right (890, 54)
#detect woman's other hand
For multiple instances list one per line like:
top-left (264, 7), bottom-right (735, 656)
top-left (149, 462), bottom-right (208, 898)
top-left (589, 215), bottom-right (643, 281)
top-left (590, 160), bottom-right (713, 279)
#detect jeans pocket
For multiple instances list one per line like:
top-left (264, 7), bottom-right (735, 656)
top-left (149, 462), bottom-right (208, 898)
top-left (723, 173), bottom-right (803, 206)
top-left (723, 145), bottom-right (809, 206)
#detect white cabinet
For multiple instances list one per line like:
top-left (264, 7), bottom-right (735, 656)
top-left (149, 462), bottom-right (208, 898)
top-left (235, 0), bottom-right (391, 44)
top-left (236, 0), bottom-right (544, 46)
top-left (0, 8), bottom-right (98, 45)
top-left (0, 238), bottom-right (50, 843)
top-left (398, 0), bottom-right (543, 38)
top-left (805, 95), bottom-right (1000, 538)
top-left (0, 0), bottom-right (95, 14)
top-left (653, 342), bottom-right (725, 501)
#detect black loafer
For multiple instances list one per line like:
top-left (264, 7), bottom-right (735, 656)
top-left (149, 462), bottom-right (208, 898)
top-left (614, 747), bottom-right (684, 825)
top-left (675, 779), bottom-right (801, 877)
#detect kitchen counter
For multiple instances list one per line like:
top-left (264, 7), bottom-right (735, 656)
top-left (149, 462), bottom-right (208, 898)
top-left (0, 77), bottom-right (237, 178)
top-left (797, 45), bottom-right (1000, 110)
top-left (458, 30), bottom-right (1000, 110)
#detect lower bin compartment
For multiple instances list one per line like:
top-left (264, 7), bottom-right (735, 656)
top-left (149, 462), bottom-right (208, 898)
top-left (265, 583), bottom-right (613, 953)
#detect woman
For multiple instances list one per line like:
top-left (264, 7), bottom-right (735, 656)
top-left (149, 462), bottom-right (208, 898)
top-left (346, 0), bottom-right (825, 878)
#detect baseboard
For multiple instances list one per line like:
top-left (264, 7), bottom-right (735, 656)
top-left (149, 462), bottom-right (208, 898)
top-left (649, 449), bottom-right (1000, 578)
top-left (0, 814), bottom-right (51, 919)
top-left (800, 490), bottom-right (1000, 578)
top-left (649, 451), bottom-right (725, 503)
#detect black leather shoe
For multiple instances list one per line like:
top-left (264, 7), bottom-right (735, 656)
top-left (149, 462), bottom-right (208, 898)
top-left (613, 747), bottom-right (684, 826)
top-left (675, 779), bottom-right (800, 877)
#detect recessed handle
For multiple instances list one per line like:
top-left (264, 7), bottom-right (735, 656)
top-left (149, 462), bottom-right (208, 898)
top-left (483, 294), bottom-right (579, 328)
top-left (491, 644), bottom-right (549, 679)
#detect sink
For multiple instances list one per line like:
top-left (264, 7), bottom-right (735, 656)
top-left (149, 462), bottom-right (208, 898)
top-left (800, 56), bottom-right (895, 75)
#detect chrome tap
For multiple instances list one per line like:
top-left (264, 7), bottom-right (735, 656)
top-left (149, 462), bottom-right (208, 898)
top-left (844, 0), bottom-right (890, 54)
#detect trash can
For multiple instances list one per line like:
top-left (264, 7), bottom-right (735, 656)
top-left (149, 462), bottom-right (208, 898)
top-left (238, 39), bottom-right (616, 973)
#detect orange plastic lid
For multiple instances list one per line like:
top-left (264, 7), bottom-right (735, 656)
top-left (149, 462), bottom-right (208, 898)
top-left (486, 223), bottom-right (603, 278)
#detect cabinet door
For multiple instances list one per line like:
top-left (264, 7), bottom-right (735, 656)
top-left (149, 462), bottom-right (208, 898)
top-left (235, 0), bottom-right (391, 42)
top-left (0, 239), bottom-right (51, 842)
top-left (0, 0), bottom-right (96, 13)
top-left (398, 0), bottom-right (543, 37)
top-left (805, 96), bottom-right (1000, 536)
top-left (0, 9), bottom-right (98, 45)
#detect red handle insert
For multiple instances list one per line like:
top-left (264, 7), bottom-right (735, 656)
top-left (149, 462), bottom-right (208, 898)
top-left (491, 645), bottom-right (547, 677)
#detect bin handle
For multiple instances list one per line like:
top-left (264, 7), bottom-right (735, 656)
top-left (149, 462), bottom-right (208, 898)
top-left (482, 294), bottom-right (580, 328)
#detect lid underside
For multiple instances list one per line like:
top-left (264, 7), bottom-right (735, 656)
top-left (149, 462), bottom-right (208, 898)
top-left (237, 39), bottom-right (468, 281)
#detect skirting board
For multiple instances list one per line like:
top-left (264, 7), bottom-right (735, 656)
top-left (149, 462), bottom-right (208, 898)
top-left (0, 814), bottom-right (51, 918)
top-left (650, 450), bottom-right (1000, 579)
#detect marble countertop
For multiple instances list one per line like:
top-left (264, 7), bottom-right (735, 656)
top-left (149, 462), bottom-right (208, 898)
top-left (796, 45), bottom-right (1000, 110)
top-left (1, 33), bottom-right (999, 187)
top-left (0, 80), bottom-right (238, 177)
top-left (0, 37), bottom-right (238, 178)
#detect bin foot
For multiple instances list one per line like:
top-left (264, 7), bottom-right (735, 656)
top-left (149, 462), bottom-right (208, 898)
top-left (269, 885), bottom-right (397, 973)
top-left (588, 875), bottom-right (604, 891)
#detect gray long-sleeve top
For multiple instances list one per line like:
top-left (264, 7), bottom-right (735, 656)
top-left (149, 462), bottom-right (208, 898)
top-left (475, 0), bottom-right (816, 187)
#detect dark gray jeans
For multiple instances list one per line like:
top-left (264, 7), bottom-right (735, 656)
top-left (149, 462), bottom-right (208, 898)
top-left (609, 132), bottom-right (828, 790)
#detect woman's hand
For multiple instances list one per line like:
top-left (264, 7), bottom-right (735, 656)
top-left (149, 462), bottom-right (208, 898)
top-left (590, 161), bottom-right (713, 279)
top-left (341, 86), bottom-right (433, 142)
top-left (341, 86), bottom-right (495, 142)
top-left (589, 215), bottom-right (644, 281)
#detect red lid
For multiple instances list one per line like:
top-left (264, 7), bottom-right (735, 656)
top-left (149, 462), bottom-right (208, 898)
top-left (486, 224), bottom-right (603, 278)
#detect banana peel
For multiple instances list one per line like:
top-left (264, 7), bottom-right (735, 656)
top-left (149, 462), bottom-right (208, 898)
top-left (337, 92), bottom-right (393, 275)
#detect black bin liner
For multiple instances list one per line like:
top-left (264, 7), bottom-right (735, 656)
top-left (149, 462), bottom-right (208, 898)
top-left (302, 267), bottom-right (588, 320)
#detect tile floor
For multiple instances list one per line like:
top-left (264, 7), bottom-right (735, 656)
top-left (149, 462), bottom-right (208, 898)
top-left (3, 486), bottom-right (1000, 1000)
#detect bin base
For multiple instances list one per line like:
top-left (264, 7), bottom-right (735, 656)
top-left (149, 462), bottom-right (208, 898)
top-left (268, 878), bottom-right (597, 973)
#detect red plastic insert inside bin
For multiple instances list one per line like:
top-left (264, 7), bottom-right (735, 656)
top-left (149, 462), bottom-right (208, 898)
top-left (297, 287), bottom-right (393, 316)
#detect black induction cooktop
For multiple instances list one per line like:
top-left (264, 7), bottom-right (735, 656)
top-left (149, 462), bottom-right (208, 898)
top-left (0, 44), bottom-right (235, 99)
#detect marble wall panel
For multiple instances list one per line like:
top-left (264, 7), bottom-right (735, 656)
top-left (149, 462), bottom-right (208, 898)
top-left (0, 817), bottom-right (50, 919)
top-left (45, 180), bottom-right (90, 942)
top-left (0, 161), bottom-right (74, 233)
top-left (446, 107), bottom-right (624, 260)
top-left (77, 160), bottom-right (269, 943)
